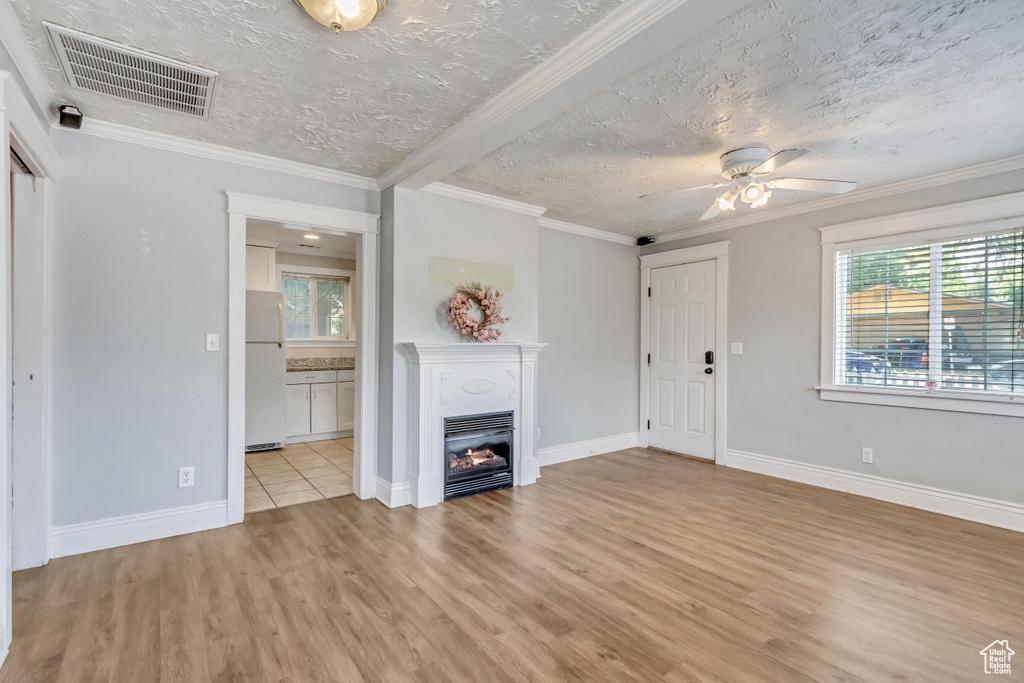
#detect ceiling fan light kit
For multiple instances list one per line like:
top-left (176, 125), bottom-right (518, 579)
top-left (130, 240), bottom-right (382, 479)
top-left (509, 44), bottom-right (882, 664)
top-left (294, 0), bottom-right (387, 32)
top-left (643, 146), bottom-right (857, 221)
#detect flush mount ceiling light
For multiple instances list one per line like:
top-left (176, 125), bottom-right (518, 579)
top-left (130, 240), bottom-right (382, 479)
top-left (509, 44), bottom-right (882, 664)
top-left (294, 0), bottom-right (387, 32)
top-left (303, 234), bottom-right (321, 240)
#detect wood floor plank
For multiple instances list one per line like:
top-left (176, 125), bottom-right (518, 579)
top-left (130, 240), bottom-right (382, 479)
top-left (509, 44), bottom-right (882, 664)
top-left (2, 448), bottom-right (1022, 682)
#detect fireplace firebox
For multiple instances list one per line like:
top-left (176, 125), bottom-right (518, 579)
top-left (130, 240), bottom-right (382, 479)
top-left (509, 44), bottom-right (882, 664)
top-left (444, 411), bottom-right (514, 501)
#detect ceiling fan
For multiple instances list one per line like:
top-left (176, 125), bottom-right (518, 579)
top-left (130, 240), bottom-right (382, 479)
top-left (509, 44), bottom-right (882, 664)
top-left (640, 147), bottom-right (856, 221)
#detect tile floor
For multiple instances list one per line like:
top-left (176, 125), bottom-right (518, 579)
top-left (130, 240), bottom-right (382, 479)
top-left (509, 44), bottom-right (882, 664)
top-left (245, 437), bottom-right (355, 512)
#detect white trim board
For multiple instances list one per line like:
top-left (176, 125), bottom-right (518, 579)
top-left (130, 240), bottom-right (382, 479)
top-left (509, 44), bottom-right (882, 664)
top-left (0, 0), bottom-right (55, 124)
top-left (723, 449), bottom-right (1024, 534)
top-left (375, 477), bottom-right (412, 509)
top-left (537, 432), bottom-right (640, 468)
top-left (49, 501), bottom-right (229, 558)
top-left (539, 217), bottom-right (636, 246)
top-left (75, 119), bottom-right (379, 191)
top-left (422, 182), bottom-right (546, 217)
top-left (651, 153), bottom-right (1024, 245)
top-left (378, 0), bottom-right (753, 190)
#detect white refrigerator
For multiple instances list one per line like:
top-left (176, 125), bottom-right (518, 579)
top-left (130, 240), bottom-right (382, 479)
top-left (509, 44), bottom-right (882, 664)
top-left (245, 290), bottom-right (287, 451)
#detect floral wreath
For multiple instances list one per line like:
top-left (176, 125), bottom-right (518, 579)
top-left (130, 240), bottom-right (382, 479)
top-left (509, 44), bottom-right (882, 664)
top-left (448, 283), bottom-right (510, 342)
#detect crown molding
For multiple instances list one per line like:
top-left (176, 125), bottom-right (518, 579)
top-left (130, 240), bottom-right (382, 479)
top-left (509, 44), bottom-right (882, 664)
top-left (422, 182), bottom-right (547, 217)
top-left (71, 118), bottom-right (380, 191)
top-left (651, 154), bottom-right (1024, 245)
top-left (538, 216), bottom-right (636, 246)
top-left (378, 0), bottom-right (752, 190)
top-left (0, 0), bottom-right (55, 124)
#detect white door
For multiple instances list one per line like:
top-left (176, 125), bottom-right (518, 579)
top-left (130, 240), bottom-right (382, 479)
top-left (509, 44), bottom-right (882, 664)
top-left (649, 260), bottom-right (716, 460)
top-left (11, 172), bottom-right (47, 570)
top-left (337, 381), bottom-right (355, 432)
top-left (310, 382), bottom-right (338, 434)
top-left (285, 384), bottom-right (311, 437)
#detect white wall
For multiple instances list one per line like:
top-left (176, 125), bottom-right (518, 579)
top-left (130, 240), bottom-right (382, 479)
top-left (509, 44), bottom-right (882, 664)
top-left (378, 187), bottom-right (539, 485)
top-left (50, 129), bottom-right (377, 526)
top-left (538, 228), bottom-right (639, 448)
top-left (641, 169), bottom-right (1024, 505)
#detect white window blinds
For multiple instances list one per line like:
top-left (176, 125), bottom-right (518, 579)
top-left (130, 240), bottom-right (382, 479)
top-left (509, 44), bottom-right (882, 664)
top-left (835, 229), bottom-right (1024, 394)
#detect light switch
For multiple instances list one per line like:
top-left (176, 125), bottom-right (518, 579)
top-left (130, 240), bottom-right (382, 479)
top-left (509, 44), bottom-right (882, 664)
top-left (206, 334), bottom-right (220, 352)
top-left (730, 343), bottom-right (743, 355)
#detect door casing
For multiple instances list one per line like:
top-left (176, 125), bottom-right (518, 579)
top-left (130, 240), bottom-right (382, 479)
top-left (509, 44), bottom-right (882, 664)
top-left (639, 241), bottom-right (729, 462)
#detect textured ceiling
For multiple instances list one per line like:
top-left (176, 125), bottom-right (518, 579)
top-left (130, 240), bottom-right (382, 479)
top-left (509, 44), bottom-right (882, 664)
top-left (11, 0), bottom-right (624, 177)
top-left (445, 0), bottom-right (1024, 237)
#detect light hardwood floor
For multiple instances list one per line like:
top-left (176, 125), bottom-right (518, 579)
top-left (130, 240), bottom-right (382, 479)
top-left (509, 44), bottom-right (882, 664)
top-left (2, 448), bottom-right (1022, 681)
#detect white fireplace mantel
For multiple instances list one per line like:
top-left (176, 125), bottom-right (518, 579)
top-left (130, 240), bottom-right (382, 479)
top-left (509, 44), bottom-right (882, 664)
top-left (404, 342), bottom-right (546, 508)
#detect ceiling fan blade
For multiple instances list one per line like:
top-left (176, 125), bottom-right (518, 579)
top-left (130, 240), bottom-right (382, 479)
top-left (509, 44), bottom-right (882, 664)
top-left (639, 181), bottom-right (729, 200)
top-left (767, 177), bottom-right (857, 194)
top-left (698, 201), bottom-right (722, 221)
top-left (750, 148), bottom-right (808, 175)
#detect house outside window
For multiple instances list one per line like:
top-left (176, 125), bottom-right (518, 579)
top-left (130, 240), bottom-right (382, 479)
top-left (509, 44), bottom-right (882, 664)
top-left (282, 272), bottom-right (350, 341)
top-left (835, 231), bottom-right (1023, 393)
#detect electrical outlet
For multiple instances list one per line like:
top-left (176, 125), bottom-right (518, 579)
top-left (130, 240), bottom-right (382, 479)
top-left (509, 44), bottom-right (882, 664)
top-left (861, 447), bottom-right (874, 464)
top-left (178, 466), bottom-right (195, 488)
top-left (206, 334), bottom-right (220, 352)
top-left (730, 343), bottom-right (744, 355)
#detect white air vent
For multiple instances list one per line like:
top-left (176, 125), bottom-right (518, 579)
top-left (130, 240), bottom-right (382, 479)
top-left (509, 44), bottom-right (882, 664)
top-left (44, 23), bottom-right (217, 118)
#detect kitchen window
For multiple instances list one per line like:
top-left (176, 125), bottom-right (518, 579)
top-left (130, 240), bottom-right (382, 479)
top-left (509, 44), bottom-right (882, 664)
top-left (282, 272), bottom-right (350, 341)
top-left (819, 194), bottom-right (1024, 416)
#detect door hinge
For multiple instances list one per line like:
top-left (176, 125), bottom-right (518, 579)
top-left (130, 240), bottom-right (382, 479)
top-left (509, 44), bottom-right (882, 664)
top-left (647, 419), bottom-right (651, 429)
top-left (647, 287), bottom-right (651, 297)
top-left (647, 353), bottom-right (651, 364)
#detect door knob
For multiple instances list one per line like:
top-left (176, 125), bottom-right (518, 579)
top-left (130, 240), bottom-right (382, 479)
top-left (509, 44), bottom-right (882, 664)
top-left (704, 368), bottom-right (713, 375)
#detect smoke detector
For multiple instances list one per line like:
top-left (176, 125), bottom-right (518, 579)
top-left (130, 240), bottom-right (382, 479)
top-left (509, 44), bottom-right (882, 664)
top-left (44, 23), bottom-right (217, 118)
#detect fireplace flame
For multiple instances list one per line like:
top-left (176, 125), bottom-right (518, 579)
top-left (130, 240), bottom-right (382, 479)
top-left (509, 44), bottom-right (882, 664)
top-left (449, 446), bottom-right (505, 473)
top-left (463, 448), bottom-right (498, 465)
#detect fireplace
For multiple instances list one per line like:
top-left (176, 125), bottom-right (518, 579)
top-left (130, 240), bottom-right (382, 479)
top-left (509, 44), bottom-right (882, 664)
top-left (444, 411), bottom-right (514, 501)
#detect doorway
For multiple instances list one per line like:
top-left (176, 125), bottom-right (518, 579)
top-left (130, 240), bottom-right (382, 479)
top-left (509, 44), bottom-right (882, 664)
top-left (640, 242), bottom-right (729, 463)
top-left (243, 221), bottom-right (361, 512)
top-left (226, 192), bottom-right (378, 525)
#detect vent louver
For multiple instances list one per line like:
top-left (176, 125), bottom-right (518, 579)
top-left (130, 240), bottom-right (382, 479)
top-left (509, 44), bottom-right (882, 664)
top-left (45, 23), bottom-right (217, 118)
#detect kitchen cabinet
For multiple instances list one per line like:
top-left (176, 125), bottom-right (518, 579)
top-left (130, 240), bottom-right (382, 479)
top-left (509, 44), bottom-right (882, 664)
top-left (337, 382), bottom-right (355, 432)
top-left (285, 384), bottom-right (311, 437)
top-left (284, 369), bottom-right (355, 440)
top-left (311, 382), bottom-right (339, 434)
top-left (246, 245), bottom-right (277, 292)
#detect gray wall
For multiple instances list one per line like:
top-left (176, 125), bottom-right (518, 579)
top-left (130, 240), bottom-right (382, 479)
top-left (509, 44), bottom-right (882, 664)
top-left (538, 228), bottom-right (640, 448)
top-left (642, 169), bottom-right (1024, 504)
top-left (378, 188), bottom-right (539, 485)
top-left (50, 129), bottom-right (377, 526)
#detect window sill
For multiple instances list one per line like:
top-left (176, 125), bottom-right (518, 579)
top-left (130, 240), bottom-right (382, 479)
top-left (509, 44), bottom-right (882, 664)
top-left (816, 385), bottom-right (1024, 417)
top-left (286, 339), bottom-right (355, 348)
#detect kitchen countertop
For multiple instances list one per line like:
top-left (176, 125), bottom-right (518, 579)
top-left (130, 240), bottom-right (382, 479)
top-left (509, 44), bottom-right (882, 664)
top-left (287, 358), bottom-right (356, 372)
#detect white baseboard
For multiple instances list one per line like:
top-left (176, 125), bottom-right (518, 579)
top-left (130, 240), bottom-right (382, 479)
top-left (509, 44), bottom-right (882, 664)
top-left (49, 500), bottom-right (229, 558)
top-left (375, 476), bottom-right (412, 508)
top-left (723, 449), bottom-right (1024, 534)
top-left (537, 432), bottom-right (640, 468)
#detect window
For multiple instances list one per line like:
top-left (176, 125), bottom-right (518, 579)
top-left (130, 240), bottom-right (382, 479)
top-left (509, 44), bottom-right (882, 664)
top-left (834, 229), bottom-right (1024, 396)
top-left (282, 273), bottom-right (349, 341)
